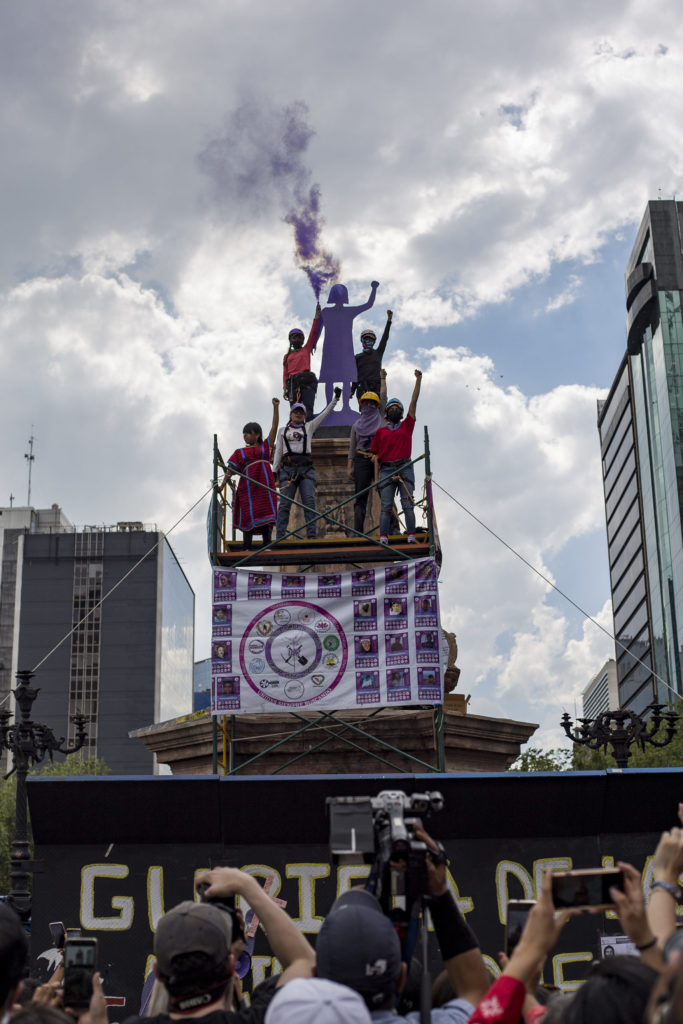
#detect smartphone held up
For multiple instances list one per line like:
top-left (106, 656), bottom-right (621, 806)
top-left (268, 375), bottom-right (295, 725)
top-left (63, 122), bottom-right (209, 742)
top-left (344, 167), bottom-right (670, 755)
top-left (505, 900), bottom-right (536, 957)
top-left (63, 937), bottom-right (98, 1009)
top-left (551, 868), bottom-right (625, 910)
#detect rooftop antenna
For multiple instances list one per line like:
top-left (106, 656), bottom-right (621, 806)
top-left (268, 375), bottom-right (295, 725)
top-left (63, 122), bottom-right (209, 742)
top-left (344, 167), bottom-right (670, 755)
top-left (24, 429), bottom-right (35, 507)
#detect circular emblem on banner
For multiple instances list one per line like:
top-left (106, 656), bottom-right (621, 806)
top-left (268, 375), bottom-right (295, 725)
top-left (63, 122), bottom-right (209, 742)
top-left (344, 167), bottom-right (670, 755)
top-left (240, 601), bottom-right (348, 707)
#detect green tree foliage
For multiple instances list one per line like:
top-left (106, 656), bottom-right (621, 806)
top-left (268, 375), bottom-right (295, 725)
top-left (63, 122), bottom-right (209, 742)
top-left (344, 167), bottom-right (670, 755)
top-left (0, 754), bottom-right (109, 893)
top-left (509, 747), bottom-right (573, 772)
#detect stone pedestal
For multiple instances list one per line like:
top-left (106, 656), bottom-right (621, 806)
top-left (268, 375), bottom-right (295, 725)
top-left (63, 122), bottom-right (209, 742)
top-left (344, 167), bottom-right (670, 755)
top-left (132, 706), bottom-right (537, 775)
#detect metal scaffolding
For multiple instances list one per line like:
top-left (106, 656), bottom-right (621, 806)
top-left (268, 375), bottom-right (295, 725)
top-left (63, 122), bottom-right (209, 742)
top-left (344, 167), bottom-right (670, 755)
top-left (208, 426), bottom-right (446, 775)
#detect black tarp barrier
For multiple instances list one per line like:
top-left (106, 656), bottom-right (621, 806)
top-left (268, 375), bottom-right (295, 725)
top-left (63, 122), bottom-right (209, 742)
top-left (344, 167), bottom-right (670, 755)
top-left (27, 769), bottom-right (683, 1018)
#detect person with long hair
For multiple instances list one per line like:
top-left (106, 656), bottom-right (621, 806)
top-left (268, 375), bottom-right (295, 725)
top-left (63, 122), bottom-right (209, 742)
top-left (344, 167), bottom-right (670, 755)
top-left (224, 399), bottom-right (279, 550)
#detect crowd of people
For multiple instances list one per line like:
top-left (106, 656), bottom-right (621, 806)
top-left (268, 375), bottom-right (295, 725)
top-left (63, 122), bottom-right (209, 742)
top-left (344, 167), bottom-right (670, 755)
top-left (223, 285), bottom-right (422, 546)
top-left (6, 808), bottom-right (683, 1024)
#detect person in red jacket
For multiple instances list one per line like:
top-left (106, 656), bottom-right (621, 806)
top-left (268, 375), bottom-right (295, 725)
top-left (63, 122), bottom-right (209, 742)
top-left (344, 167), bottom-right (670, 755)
top-left (370, 369), bottom-right (422, 544)
top-left (283, 303), bottom-right (321, 420)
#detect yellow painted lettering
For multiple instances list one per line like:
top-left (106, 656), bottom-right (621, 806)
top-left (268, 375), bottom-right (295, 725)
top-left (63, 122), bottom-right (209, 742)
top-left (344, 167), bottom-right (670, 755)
top-left (552, 952), bottom-right (593, 991)
top-left (80, 864), bottom-right (133, 931)
top-left (336, 864), bottom-right (371, 898)
top-left (495, 861), bottom-right (533, 925)
top-left (285, 863), bottom-right (330, 933)
top-left (147, 866), bottom-right (164, 932)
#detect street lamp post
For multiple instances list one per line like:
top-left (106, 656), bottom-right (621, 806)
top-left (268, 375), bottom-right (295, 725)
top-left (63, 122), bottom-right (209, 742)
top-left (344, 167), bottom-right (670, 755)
top-left (0, 669), bottom-right (88, 923)
top-left (560, 703), bottom-right (679, 769)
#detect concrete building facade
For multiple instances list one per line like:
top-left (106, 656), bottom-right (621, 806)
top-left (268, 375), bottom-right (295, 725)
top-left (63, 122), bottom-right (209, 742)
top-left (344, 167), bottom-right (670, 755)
top-left (0, 505), bottom-right (194, 773)
top-left (582, 659), bottom-right (619, 720)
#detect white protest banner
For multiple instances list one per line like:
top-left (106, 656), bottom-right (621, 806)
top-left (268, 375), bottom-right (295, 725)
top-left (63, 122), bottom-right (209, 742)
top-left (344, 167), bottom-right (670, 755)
top-left (210, 558), bottom-right (443, 714)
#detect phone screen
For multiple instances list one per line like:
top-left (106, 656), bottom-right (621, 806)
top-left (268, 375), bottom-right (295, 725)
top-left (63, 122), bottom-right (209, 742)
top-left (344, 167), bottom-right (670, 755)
top-left (49, 922), bottom-right (65, 950)
top-left (552, 869), bottom-right (624, 909)
top-left (63, 939), bottom-right (97, 1008)
top-left (505, 901), bottom-right (535, 956)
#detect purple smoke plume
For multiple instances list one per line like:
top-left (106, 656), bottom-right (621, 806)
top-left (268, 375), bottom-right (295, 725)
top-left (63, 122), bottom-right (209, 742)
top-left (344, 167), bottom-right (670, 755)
top-left (198, 100), bottom-right (340, 298)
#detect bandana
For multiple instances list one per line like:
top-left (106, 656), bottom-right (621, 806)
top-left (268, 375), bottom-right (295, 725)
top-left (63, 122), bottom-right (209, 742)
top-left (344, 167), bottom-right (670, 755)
top-left (355, 404), bottom-right (383, 447)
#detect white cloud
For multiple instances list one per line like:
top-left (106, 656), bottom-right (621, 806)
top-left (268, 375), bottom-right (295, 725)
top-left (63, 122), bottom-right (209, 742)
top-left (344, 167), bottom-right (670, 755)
top-left (544, 275), bottom-right (583, 313)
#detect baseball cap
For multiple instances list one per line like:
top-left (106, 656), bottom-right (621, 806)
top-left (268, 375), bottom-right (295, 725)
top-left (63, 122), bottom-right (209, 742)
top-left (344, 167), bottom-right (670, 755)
top-left (316, 890), bottom-right (401, 1006)
top-left (265, 978), bottom-right (372, 1024)
top-left (290, 403), bottom-right (307, 413)
top-left (154, 901), bottom-right (231, 976)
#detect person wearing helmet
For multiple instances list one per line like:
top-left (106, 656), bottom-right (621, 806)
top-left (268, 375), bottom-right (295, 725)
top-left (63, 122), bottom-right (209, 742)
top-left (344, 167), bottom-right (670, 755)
top-left (353, 309), bottom-right (393, 400)
top-left (283, 302), bottom-right (321, 420)
top-left (370, 369), bottom-right (423, 544)
top-left (347, 371), bottom-right (387, 534)
top-left (273, 388), bottom-right (342, 540)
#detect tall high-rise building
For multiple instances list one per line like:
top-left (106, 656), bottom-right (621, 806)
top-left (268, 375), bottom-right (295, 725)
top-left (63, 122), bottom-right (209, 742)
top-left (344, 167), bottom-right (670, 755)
top-left (0, 505), bottom-right (194, 773)
top-left (598, 200), bottom-right (683, 711)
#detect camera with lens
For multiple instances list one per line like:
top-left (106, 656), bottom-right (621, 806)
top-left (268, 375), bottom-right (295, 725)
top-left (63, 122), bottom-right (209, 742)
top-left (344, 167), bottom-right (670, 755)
top-left (327, 789), bottom-right (446, 924)
top-left (196, 883), bottom-right (246, 944)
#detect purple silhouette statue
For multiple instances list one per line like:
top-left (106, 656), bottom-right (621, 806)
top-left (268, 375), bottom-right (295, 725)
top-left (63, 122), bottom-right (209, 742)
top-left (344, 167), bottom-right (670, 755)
top-left (315, 281), bottom-right (379, 425)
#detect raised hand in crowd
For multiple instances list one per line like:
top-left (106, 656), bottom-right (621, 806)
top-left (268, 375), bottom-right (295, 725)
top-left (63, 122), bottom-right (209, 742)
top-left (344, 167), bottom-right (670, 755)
top-left (610, 861), bottom-right (663, 973)
top-left (412, 824), bottom-right (490, 1009)
top-left (468, 870), bottom-right (576, 1024)
top-left (647, 825), bottom-right (683, 949)
top-left (195, 867), bottom-right (315, 975)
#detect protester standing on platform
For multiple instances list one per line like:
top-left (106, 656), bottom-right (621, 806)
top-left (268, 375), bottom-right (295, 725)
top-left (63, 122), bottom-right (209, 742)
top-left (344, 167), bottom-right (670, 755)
top-left (353, 310), bottom-right (392, 399)
top-left (224, 399), bottom-right (279, 550)
top-left (370, 370), bottom-right (422, 544)
top-left (283, 304), bottom-right (321, 420)
top-left (273, 389), bottom-right (341, 540)
top-left (347, 371), bottom-right (387, 535)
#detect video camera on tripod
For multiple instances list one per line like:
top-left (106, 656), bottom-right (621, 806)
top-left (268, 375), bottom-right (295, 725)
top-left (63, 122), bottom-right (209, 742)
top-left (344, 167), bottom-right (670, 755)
top-left (327, 789), bottom-right (446, 942)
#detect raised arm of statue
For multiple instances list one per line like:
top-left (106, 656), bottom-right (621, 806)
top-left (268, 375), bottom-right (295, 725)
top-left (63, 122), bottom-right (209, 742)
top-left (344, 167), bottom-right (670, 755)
top-left (345, 281), bottom-right (379, 317)
top-left (318, 282), bottom-right (380, 421)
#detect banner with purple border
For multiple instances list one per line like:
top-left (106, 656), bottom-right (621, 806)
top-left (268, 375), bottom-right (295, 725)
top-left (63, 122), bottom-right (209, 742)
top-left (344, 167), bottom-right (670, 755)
top-left (210, 558), bottom-right (443, 714)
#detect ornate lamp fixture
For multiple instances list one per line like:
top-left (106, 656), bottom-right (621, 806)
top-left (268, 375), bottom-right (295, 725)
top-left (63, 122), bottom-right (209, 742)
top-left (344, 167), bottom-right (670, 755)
top-left (0, 669), bottom-right (88, 923)
top-left (560, 703), bottom-right (679, 770)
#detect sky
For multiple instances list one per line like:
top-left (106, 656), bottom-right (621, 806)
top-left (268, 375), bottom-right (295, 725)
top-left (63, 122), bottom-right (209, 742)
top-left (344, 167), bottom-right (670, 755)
top-left (2, 0), bottom-right (682, 753)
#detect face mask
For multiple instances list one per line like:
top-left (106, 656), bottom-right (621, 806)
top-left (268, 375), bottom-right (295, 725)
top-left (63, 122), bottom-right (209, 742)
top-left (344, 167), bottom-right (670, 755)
top-left (361, 336), bottom-right (375, 350)
top-left (387, 407), bottom-right (402, 423)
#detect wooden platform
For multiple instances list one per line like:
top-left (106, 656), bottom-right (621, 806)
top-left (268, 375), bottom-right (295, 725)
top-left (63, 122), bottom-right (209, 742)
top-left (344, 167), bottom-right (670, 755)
top-left (214, 532), bottom-right (434, 567)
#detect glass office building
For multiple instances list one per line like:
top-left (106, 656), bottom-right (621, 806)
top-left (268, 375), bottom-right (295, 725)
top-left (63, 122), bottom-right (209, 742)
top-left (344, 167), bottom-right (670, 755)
top-left (598, 200), bottom-right (683, 709)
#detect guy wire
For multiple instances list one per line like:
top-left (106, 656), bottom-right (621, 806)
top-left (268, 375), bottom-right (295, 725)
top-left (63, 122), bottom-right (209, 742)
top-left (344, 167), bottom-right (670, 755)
top-left (431, 477), bottom-right (678, 703)
top-left (30, 483), bottom-right (214, 674)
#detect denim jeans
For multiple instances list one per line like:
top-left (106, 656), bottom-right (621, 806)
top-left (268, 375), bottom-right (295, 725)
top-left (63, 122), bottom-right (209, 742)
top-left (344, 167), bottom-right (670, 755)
top-left (378, 462), bottom-right (415, 537)
top-left (353, 454), bottom-right (376, 534)
top-left (276, 463), bottom-right (318, 538)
